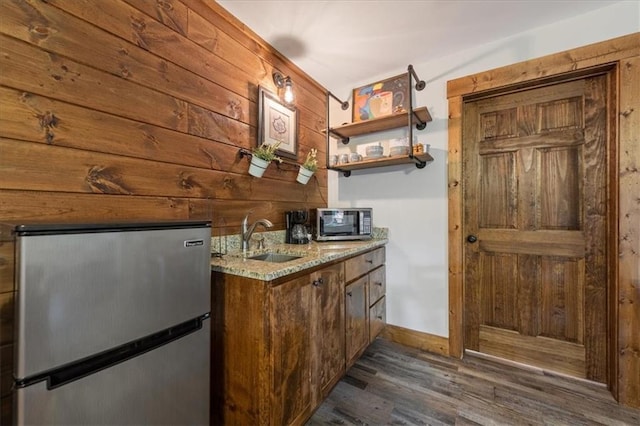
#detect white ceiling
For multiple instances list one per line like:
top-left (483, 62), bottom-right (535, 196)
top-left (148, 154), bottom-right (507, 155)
top-left (217, 0), bottom-right (621, 91)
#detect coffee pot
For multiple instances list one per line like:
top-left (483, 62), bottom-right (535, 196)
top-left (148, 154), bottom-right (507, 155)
top-left (285, 210), bottom-right (310, 244)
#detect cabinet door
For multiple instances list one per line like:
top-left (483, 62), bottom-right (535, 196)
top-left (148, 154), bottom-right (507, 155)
top-left (345, 276), bottom-right (368, 367)
top-left (311, 264), bottom-right (345, 401)
top-left (270, 276), bottom-right (313, 426)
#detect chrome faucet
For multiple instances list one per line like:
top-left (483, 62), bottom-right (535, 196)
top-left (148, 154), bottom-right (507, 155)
top-left (241, 212), bottom-right (273, 252)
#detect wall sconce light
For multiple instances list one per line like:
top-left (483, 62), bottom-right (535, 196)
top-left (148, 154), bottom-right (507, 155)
top-left (273, 71), bottom-right (294, 103)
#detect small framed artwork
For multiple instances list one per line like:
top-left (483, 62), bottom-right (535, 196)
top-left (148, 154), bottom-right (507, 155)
top-left (352, 73), bottom-right (410, 123)
top-left (257, 86), bottom-right (298, 159)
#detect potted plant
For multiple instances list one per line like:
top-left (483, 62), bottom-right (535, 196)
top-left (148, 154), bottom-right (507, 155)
top-left (249, 141), bottom-right (282, 177)
top-left (297, 148), bottom-right (318, 184)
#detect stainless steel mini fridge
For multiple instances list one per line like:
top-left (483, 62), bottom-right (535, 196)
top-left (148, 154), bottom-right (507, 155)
top-left (10, 221), bottom-right (211, 425)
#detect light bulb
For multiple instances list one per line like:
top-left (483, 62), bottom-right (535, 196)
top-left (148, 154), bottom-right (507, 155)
top-left (284, 78), bottom-right (294, 103)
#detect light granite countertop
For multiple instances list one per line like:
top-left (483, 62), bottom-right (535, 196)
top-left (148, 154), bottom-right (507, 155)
top-left (210, 238), bottom-right (388, 281)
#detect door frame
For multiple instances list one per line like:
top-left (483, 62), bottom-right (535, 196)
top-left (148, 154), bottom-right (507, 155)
top-left (447, 33), bottom-right (640, 407)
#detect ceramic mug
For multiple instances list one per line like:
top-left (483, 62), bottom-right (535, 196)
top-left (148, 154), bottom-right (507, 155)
top-left (349, 152), bottom-right (361, 162)
top-left (338, 154), bottom-right (349, 164)
top-left (329, 155), bottom-right (338, 167)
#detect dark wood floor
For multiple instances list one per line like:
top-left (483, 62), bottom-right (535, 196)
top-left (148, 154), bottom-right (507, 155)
top-left (307, 338), bottom-right (640, 425)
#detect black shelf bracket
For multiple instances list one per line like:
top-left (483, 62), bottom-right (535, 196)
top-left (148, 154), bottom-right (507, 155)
top-left (408, 64), bottom-right (425, 91)
top-left (327, 166), bottom-right (352, 178)
top-left (412, 109), bottom-right (427, 130)
top-left (409, 154), bottom-right (430, 169)
top-left (328, 91), bottom-right (350, 110)
top-left (328, 129), bottom-right (350, 144)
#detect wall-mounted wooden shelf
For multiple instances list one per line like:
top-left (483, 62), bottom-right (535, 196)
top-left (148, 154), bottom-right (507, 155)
top-left (328, 152), bottom-right (433, 177)
top-left (325, 65), bottom-right (434, 177)
top-left (326, 107), bottom-right (432, 142)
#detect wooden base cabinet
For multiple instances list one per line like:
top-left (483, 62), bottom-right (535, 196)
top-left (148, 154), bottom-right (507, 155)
top-left (211, 263), bottom-right (345, 426)
top-left (345, 276), bottom-right (368, 367)
top-left (344, 247), bottom-right (386, 368)
top-left (369, 266), bottom-right (386, 341)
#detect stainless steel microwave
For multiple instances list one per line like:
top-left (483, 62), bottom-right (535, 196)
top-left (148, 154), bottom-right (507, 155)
top-left (316, 208), bottom-right (373, 241)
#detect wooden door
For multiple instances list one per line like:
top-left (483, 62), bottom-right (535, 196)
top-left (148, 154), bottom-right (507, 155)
top-left (463, 75), bottom-right (608, 382)
top-left (270, 276), bottom-right (313, 425)
top-left (310, 264), bottom-right (345, 402)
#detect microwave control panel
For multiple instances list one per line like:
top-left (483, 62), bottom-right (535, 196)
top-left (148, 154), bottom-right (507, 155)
top-left (361, 212), bottom-right (372, 234)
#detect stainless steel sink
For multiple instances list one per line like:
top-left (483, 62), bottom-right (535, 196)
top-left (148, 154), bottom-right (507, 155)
top-left (247, 253), bottom-right (303, 263)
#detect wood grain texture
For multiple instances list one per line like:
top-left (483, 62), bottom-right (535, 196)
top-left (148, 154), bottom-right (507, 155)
top-left (344, 247), bottom-right (385, 282)
top-left (0, 0), bottom-right (329, 421)
top-left (310, 264), bottom-right (345, 404)
top-left (345, 276), bottom-right (368, 369)
top-left (463, 76), bottom-right (607, 383)
top-left (210, 272), bottom-right (269, 426)
top-left (309, 338), bottom-right (640, 425)
top-left (0, 34), bottom-right (189, 133)
top-left (179, 0), bottom-right (326, 98)
top-left (618, 55), bottom-right (640, 408)
top-left (447, 33), bottom-right (640, 98)
top-left (449, 35), bottom-right (639, 406)
top-left (368, 265), bottom-right (386, 306)
top-left (212, 261), bottom-right (348, 426)
top-left (270, 275), bottom-right (314, 426)
top-left (368, 297), bottom-right (386, 342)
top-left (0, 240), bottom-right (14, 294)
top-left (447, 95), bottom-right (464, 359)
top-left (478, 325), bottom-right (586, 379)
top-left (381, 324), bottom-right (449, 357)
top-left (0, 0), bottom-right (328, 226)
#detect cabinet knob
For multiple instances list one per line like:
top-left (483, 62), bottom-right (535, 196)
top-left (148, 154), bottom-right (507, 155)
top-left (347, 291), bottom-right (353, 297)
top-left (374, 281), bottom-right (383, 286)
top-left (376, 315), bottom-right (383, 320)
top-left (312, 277), bottom-right (324, 287)
top-left (467, 235), bottom-right (478, 243)
top-left (365, 259), bottom-right (373, 264)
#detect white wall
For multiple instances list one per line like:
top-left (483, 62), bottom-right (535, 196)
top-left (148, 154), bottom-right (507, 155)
top-left (328, 1), bottom-right (640, 337)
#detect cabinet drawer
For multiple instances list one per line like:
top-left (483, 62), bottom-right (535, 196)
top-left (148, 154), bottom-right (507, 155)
top-left (368, 266), bottom-right (385, 307)
top-left (345, 247), bottom-right (385, 282)
top-left (369, 296), bottom-right (386, 342)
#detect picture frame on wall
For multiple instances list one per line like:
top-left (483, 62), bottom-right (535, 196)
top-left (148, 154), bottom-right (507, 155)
top-left (352, 73), bottom-right (410, 123)
top-left (257, 86), bottom-right (298, 160)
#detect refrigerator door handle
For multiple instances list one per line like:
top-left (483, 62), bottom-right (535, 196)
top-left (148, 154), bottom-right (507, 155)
top-left (16, 313), bottom-right (210, 391)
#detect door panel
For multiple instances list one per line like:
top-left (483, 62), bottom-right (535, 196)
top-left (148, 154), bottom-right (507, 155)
top-left (463, 75), bottom-right (608, 382)
top-left (480, 153), bottom-right (517, 229)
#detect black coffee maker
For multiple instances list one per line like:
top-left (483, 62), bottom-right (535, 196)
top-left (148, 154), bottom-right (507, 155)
top-left (285, 210), bottom-right (310, 244)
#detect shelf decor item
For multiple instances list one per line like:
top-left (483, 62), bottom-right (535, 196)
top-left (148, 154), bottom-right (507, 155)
top-left (352, 73), bottom-right (409, 123)
top-left (297, 148), bottom-right (318, 184)
top-left (325, 65), bottom-right (431, 177)
top-left (258, 86), bottom-right (298, 160)
top-left (249, 141), bottom-right (282, 178)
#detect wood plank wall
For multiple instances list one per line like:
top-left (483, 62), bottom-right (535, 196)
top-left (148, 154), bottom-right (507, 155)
top-left (0, 0), bottom-right (328, 421)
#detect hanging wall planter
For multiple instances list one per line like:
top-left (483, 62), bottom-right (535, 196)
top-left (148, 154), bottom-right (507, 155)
top-left (248, 156), bottom-right (270, 178)
top-left (296, 166), bottom-right (314, 184)
top-left (243, 142), bottom-right (282, 178)
top-left (297, 148), bottom-right (318, 185)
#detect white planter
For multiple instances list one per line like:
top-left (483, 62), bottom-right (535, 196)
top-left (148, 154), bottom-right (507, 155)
top-left (249, 156), bottom-right (270, 178)
top-left (296, 166), bottom-right (314, 184)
